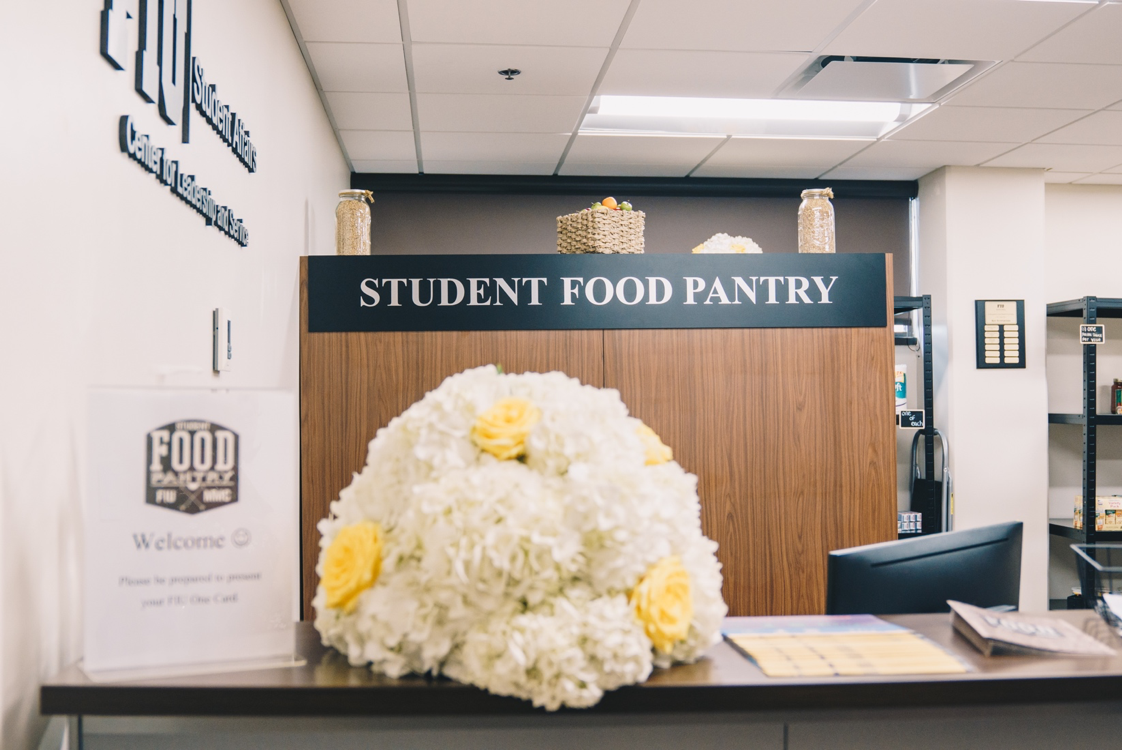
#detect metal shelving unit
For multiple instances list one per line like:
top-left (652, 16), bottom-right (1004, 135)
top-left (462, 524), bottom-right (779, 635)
top-left (894, 295), bottom-right (940, 536)
top-left (1046, 297), bottom-right (1122, 606)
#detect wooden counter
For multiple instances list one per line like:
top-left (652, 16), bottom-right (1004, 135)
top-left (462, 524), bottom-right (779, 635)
top-left (41, 611), bottom-right (1122, 718)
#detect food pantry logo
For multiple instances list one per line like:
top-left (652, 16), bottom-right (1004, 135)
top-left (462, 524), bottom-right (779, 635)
top-left (99, 0), bottom-right (253, 246)
top-left (146, 421), bottom-right (239, 514)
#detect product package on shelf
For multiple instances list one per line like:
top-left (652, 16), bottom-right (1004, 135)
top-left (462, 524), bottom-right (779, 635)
top-left (557, 197), bottom-right (644, 254)
top-left (1073, 495), bottom-right (1122, 531)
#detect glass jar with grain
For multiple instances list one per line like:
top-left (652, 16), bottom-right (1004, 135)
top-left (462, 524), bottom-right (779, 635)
top-left (335, 190), bottom-right (374, 255)
top-left (798, 188), bottom-right (835, 254)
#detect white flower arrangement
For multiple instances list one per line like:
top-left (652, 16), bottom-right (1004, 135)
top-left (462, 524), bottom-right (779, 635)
top-left (313, 365), bottom-right (727, 710)
top-left (691, 233), bottom-right (763, 254)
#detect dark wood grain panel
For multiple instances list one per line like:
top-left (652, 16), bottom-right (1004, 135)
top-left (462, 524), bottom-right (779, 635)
top-left (602, 262), bottom-right (897, 616)
top-left (299, 259), bottom-right (604, 616)
top-left (300, 256), bottom-right (896, 619)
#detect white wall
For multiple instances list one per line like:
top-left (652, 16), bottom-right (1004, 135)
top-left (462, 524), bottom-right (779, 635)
top-left (917, 167), bottom-right (1050, 612)
top-left (0, 1), bottom-right (348, 747)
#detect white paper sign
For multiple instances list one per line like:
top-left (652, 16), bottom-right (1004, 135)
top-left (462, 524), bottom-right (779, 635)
top-left (84, 389), bottom-right (297, 674)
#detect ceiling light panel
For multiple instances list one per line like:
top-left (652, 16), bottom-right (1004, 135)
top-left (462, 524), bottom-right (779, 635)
top-left (565, 133), bottom-right (726, 165)
top-left (408, 0), bottom-right (629, 46)
top-left (841, 139), bottom-right (1019, 169)
top-left (339, 130), bottom-right (418, 161)
top-left (324, 92), bottom-right (414, 130)
top-left (1036, 111), bottom-right (1122, 146)
top-left (305, 43), bottom-right (408, 93)
top-left (598, 50), bottom-right (808, 99)
top-left (583, 96), bottom-right (927, 139)
top-left (1019, 5), bottom-right (1122, 65)
top-left (822, 0), bottom-right (1089, 60)
top-left (696, 137), bottom-right (870, 170)
top-left (821, 165), bottom-right (937, 180)
top-left (410, 44), bottom-right (607, 96)
top-left (947, 62), bottom-right (1122, 110)
top-left (984, 143), bottom-right (1122, 172)
top-left (419, 132), bottom-right (571, 162)
top-left (889, 105), bottom-right (1088, 143)
top-left (286, 0), bottom-right (402, 43)
top-left (423, 161), bottom-right (558, 175)
top-left (415, 94), bottom-right (588, 133)
top-left (350, 160), bottom-right (419, 174)
top-left (620, 0), bottom-right (869, 53)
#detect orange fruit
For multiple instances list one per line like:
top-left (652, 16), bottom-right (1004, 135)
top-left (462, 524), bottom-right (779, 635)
top-left (601, 197), bottom-right (618, 209)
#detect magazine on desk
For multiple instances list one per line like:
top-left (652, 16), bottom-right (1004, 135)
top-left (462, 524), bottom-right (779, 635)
top-left (949, 600), bottom-right (1117, 657)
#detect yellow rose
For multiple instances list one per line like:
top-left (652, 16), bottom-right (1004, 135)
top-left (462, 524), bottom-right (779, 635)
top-left (322, 521), bottom-right (383, 613)
top-left (631, 556), bottom-right (693, 653)
top-left (636, 423), bottom-right (672, 466)
top-left (471, 397), bottom-right (540, 460)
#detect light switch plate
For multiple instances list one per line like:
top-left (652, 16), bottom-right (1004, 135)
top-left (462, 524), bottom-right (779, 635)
top-left (213, 307), bottom-right (232, 372)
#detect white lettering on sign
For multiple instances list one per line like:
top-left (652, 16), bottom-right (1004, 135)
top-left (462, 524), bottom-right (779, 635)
top-left (354, 275), bottom-right (840, 309)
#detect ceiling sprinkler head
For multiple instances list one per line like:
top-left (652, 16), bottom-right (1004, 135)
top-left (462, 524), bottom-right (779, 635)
top-left (498, 68), bottom-right (521, 81)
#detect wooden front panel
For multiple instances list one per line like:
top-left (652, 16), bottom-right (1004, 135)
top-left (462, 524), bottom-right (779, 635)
top-left (603, 265), bottom-right (897, 616)
top-left (299, 259), bottom-right (604, 616)
top-left (299, 256), bottom-right (895, 619)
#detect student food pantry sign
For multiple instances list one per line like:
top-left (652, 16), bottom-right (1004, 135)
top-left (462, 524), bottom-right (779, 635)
top-left (307, 253), bottom-right (889, 331)
top-left (99, 0), bottom-right (253, 246)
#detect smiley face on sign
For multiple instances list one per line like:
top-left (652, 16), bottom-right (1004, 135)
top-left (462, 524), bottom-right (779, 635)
top-left (145, 420), bottom-right (238, 514)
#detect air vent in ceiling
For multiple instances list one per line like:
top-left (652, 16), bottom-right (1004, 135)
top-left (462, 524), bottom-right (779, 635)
top-left (782, 56), bottom-right (994, 102)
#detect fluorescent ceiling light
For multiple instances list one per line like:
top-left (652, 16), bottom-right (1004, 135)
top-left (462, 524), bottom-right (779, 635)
top-left (594, 96), bottom-right (904, 123)
top-left (582, 96), bottom-right (929, 140)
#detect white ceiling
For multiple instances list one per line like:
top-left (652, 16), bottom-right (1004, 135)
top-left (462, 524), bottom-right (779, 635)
top-left (282, 0), bottom-right (1122, 183)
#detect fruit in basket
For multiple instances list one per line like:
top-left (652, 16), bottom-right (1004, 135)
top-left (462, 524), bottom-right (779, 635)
top-left (620, 201), bottom-right (632, 211)
top-left (601, 197), bottom-right (618, 209)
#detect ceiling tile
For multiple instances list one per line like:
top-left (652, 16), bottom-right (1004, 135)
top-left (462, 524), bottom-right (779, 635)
top-left (621, 0), bottom-right (868, 53)
top-left (698, 137), bottom-right (868, 170)
top-left (416, 94), bottom-right (586, 132)
top-left (947, 63), bottom-right (1122, 110)
top-left (420, 133), bottom-right (570, 162)
top-left (889, 106), bottom-right (1087, 143)
top-left (1044, 171), bottom-right (1093, 184)
top-left (564, 134), bottom-right (725, 166)
top-left (599, 50), bottom-right (808, 98)
top-left (558, 162), bottom-right (696, 177)
top-left (325, 92), bottom-right (414, 130)
top-left (1019, 5), bottom-right (1122, 65)
top-left (423, 161), bottom-right (558, 175)
top-left (287, 0), bottom-right (401, 43)
top-left (690, 165), bottom-right (829, 179)
top-left (1036, 112), bottom-right (1122, 146)
top-left (1073, 174), bottom-right (1122, 185)
top-left (305, 43), bottom-right (407, 93)
top-left (351, 160), bottom-right (419, 173)
top-left (411, 44), bottom-right (607, 96)
top-left (822, 0), bottom-right (1087, 60)
top-left (843, 140), bottom-right (1018, 170)
top-left (983, 143), bottom-right (1122, 172)
top-left (820, 165), bottom-right (936, 181)
top-left (339, 130), bottom-right (417, 161)
top-left (408, 0), bottom-right (630, 46)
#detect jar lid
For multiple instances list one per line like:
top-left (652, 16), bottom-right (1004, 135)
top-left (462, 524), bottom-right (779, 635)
top-left (339, 189), bottom-right (374, 203)
top-left (801, 188), bottom-right (834, 199)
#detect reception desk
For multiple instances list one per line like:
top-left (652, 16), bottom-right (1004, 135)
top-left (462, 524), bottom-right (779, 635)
top-left (41, 611), bottom-right (1122, 749)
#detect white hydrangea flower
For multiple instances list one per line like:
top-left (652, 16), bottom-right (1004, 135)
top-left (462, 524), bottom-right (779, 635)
top-left (314, 365), bottom-right (727, 709)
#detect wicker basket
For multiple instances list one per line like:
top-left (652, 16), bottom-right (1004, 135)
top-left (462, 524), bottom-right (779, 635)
top-left (556, 209), bottom-right (645, 254)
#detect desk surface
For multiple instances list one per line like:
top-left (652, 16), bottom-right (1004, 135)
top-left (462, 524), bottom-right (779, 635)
top-left (41, 612), bottom-right (1122, 717)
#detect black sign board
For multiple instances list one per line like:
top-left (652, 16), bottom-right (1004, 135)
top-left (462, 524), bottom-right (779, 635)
top-left (307, 253), bottom-right (888, 332)
top-left (897, 410), bottom-right (925, 429)
top-left (974, 300), bottom-right (1025, 369)
top-left (1081, 324), bottom-right (1105, 344)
